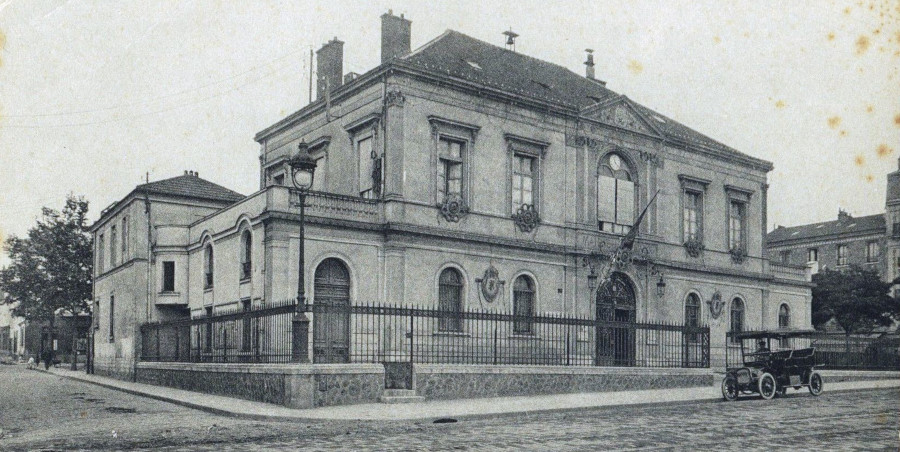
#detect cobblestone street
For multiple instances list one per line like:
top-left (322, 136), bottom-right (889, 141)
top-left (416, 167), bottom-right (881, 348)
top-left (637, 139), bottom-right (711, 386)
top-left (0, 364), bottom-right (897, 451)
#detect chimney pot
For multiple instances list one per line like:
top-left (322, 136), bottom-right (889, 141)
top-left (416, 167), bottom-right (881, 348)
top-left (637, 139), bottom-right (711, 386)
top-left (381, 10), bottom-right (411, 63)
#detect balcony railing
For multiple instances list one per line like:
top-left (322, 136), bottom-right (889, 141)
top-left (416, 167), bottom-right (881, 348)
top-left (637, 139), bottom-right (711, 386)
top-left (769, 261), bottom-right (809, 281)
top-left (289, 190), bottom-right (381, 223)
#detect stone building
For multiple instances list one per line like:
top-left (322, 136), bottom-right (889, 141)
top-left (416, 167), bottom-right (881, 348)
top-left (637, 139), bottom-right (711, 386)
top-left (91, 12), bottom-right (811, 399)
top-left (767, 159), bottom-right (900, 288)
top-left (90, 172), bottom-right (244, 378)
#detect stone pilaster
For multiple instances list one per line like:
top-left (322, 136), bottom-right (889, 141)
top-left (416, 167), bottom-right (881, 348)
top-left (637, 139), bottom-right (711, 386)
top-left (383, 88), bottom-right (405, 201)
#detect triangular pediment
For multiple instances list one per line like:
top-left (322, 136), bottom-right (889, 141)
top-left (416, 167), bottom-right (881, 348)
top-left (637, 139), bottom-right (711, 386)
top-left (581, 96), bottom-right (662, 138)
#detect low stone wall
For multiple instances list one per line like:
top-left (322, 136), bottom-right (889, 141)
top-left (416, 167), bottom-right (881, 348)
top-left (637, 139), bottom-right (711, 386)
top-left (135, 362), bottom-right (384, 408)
top-left (820, 370), bottom-right (900, 383)
top-left (414, 365), bottom-right (714, 400)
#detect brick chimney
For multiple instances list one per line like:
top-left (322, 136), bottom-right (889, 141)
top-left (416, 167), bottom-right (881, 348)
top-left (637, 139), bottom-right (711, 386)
top-left (584, 49), bottom-right (595, 80)
top-left (838, 208), bottom-right (852, 221)
top-left (381, 10), bottom-right (411, 63)
top-left (316, 37), bottom-right (344, 100)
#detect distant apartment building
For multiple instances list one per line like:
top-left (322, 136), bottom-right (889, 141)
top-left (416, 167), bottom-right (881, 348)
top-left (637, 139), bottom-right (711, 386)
top-left (767, 159), bottom-right (900, 288)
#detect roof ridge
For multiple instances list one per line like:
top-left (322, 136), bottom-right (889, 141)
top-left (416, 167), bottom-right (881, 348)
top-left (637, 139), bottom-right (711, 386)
top-left (441, 30), bottom-right (596, 82)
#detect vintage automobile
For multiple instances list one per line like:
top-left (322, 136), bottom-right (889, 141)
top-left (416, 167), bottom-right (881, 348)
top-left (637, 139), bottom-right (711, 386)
top-left (721, 329), bottom-right (824, 401)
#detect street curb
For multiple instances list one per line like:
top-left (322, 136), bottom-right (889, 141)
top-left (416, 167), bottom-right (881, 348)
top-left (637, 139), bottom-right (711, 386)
top-left (36, 368), bottom-right (299, 422)
top-left (38, 367), bottom-right (900, 423)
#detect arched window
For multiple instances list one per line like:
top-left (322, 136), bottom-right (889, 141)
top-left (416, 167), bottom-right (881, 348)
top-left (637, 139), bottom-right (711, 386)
top-left (240, 229), bottom-right (252, 281)
top-left (730, 298), bottom-right (744, 342)
top-left (204, 243), bottom-right (214, 289)
top-left (438, 268), bottom-right (463, 332)
top-left (513, 275), bottom-right (535, 334)
top-left (597, 153), bottom-right (634, 234)
top-left (778, 304), bottom-right (790, 328)
top-left (685, 293), bottom-right (701, 328)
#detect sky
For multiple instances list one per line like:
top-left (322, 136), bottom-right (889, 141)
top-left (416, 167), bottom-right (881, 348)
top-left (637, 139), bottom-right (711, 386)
top-left (0, 0), bottom-right (898, 264)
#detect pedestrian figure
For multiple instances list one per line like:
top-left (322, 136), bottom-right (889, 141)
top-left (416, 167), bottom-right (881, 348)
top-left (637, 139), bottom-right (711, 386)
top-left (42, 349), bottom-right (52, 370)
top-left (26, 356), bottom-right (35, 370)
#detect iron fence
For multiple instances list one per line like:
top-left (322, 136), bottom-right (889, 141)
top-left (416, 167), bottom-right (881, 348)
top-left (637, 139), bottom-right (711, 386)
top-left (724, 331), bottom-right (899, 371)
top-left (307, 301), bottom-right (708, 368)
top-left (140, 298), bottom-right (295, 363)
top-left (141, 299), bottom-right (710, 368)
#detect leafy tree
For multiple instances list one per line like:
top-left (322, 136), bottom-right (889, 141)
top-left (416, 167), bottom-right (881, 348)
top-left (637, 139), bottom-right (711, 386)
top-left (811, 265), bottom-right (900, 334)
top-left (0, 195), bottom-right (93, 369)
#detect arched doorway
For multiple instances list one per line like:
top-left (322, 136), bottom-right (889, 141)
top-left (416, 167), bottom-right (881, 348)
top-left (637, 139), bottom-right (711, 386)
top-left (313, 258), bottom-right (351, 363)
top-left (595, 272), bottom-right (636, 366)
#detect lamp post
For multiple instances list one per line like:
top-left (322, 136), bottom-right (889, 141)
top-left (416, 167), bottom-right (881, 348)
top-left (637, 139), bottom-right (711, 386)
top-left (289, 140), bottom-right (317, 363)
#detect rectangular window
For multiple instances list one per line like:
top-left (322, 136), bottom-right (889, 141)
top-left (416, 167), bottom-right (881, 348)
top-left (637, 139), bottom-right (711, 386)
top-left (121, 216), bottom-right (128, 260)
top-left (837, 244), bottom-right (848, 266)
top-left (808, 248), bottom-right (818, 262)
top-left (109, 295), bottom-right (115, 341)
top-left (110, 225), bottom-right (117, 267)
top-left (357, 136), bottom-right (374, 198)
top-left (437, 137), bottom-right (464, 201)
top-left (780, 250), bottom-right (791, 264)
top-left (683, 191), bottom-right (703, 242)
top-left (867, 241), bottom-right (879, 263)
top-left (511, 154), bottom-right (535, 212)
top-left (728, 200), bottom-right (746, 250)
top-left (98, 234), bottom-right (105, 273)
top-left (162, 261), bottom-right (175, 292)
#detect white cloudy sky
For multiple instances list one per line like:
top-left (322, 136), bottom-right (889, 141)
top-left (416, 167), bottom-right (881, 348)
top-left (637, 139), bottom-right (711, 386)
top-left (0, 0), bottom-right (898, 263)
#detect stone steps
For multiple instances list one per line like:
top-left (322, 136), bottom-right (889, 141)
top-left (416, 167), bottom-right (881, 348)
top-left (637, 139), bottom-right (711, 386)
top-left (380, 388), bottom-right (425, 403)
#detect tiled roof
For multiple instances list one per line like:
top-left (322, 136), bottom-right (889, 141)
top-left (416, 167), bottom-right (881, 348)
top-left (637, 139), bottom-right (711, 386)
top-left (767, 213), bottom-right (885, 245)
top-left (400, 31), bottom-right (763, 165)
top-left (135, 174), bottom-right (244, 204)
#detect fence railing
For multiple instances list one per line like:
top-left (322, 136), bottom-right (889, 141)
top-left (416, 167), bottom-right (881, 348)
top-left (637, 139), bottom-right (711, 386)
top-left (724, 331), bottom-right (899, 371)
top-left (141, 299), bottom-right (710, 368)
top-left (140, 298), bottom-right (295, 363)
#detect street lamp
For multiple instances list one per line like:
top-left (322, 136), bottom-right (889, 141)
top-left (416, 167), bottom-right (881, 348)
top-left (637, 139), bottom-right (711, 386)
top-left (289, 140), bottom-right (316, 362)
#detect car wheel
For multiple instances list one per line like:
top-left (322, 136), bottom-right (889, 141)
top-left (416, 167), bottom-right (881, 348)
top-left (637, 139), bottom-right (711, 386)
top-left (808, 371), bottom-right (824, 396)
top-left (758, 373), bottom-right (777, 400)
top-left (721, 377), bottom-right (739, 401)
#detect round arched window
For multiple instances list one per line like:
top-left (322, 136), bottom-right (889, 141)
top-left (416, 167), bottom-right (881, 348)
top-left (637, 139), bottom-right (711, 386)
top-left (597, 153), bottom-right (634, 234)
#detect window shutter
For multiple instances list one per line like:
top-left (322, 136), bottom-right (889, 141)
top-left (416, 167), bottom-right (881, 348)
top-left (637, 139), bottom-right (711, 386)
top-left (597, 176), bottom-right (616, 223)
top-left (358, 137), bottom-right (374, 195)
top-left (616, 180), bottom-right (634, 225)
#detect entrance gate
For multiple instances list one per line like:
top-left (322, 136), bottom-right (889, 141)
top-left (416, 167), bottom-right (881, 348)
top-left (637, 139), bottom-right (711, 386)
top-left (313, 258), bottom-right (351, 363)
top-left (595, 272), bottom-right (636, 366)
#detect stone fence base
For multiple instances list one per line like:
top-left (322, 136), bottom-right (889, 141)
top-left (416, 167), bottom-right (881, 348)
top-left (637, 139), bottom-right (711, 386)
top-left (137, 362), bottom-right (720, 407)
top-left (414, 365), bottom-right (714, 400)
top-left (135, 362), bottom-right (384, 409)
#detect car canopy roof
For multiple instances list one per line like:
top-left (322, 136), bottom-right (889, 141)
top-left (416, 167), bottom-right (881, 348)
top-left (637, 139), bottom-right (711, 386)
top-left (734, 329), bottom-right (820, 340)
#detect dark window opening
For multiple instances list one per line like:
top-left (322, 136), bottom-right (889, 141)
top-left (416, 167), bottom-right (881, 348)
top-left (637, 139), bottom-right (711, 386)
top-left (162, 261), bottom-right (175, 292)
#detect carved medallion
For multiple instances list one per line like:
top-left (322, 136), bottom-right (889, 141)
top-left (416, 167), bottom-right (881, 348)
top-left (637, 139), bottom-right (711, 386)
top-left (385, 88), bottom-right (405, 107)
top-left (707, 291), bottom-right (726, 319)
top-left (684, 239), bottom-right (705, 258)
top-left (438, 193), bottom-right (468, 222)
top-left (478, 265), bottom-right (503, 303)
top-left (512, 204), bottom-right (541, 232)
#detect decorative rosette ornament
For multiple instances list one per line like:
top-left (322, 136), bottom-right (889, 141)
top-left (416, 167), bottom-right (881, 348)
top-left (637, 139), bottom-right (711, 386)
top-left (729, 246), bottom-right (746, 264)
top-left (438, 193), bottom-right (468, 222)
top-left (512, 204), bottom-right (541, 233)
top-left (683, 238), bottom-right (705, 258)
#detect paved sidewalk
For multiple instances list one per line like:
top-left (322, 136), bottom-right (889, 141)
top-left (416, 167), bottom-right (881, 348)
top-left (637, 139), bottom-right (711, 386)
top-left (43, 367), bottom-right (900, 421)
